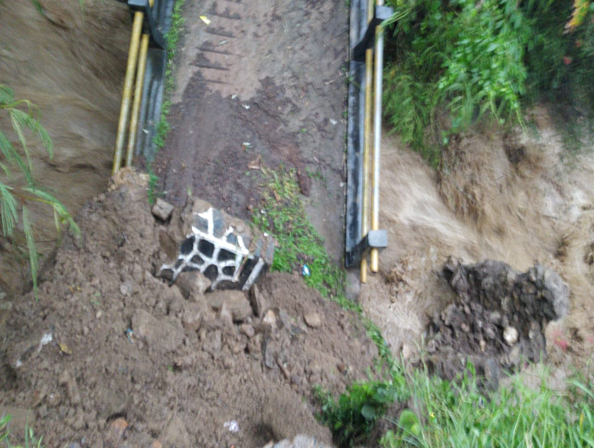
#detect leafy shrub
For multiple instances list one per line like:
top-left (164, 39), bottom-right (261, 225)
top-left (383, 0), bottom-right (594, 164)
top-left (315, 373), bottom-right (408, 447)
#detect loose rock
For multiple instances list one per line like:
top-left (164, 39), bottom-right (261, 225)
top-left (152, 198), bottom-right (175, 221)
top-left (304, 312), bottom-right (322, 329)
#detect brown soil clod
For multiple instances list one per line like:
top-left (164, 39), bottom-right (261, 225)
top-left (425, 257), bottom-right (570, 389)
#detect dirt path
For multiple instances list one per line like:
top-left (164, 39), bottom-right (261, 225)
top-left (154, 0), bottom-right (349, 261)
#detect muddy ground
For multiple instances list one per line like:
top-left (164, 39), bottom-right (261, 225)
top-left (0, 175), bottom-right (378, 447)
top-left (154, 0), bottom-right (349, 261)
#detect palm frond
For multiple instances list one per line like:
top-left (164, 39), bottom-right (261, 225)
top-left (0, 182), bottom-right (17, 237)
top-left (25, 187), bottom-right (81, 238)
top-left (0, 85), bottom-right (14, 105)
top-left (22, 205), bottom-right (39, 297)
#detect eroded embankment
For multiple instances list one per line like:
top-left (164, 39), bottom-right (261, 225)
top-left (362, 108), bottom-right (594, 371)
top-left (0, 0), bottom-right (129, 294)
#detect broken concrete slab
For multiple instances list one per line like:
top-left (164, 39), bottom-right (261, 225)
top-left (158, 197), bottom-right (275, 290)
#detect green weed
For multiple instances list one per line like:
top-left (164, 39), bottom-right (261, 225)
top-left (147, 0), bottom-right (185, 202)
top-left (380, 366), bottom-right (594, 448)
top-left (0, 414), bottom-right (44, 448)
top-left (252, 168), bottom-right (352, 309)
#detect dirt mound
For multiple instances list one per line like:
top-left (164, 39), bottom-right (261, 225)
top-left (0, 176), bottom-right (377, 447)
top-left (363, 110), bottom-right (594, 371)
top-left (425, 258), bottom-right (569, 388)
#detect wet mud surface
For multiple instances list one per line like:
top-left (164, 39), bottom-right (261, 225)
top-left (154, 0), bottom-right (349, 260)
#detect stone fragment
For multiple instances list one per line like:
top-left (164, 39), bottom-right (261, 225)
top-left (162, 416), bottom-right (190, 447)
top-left (132, 309), bottom-right (184, 352)
top-left (303, 312), bottom-right (322, 329)
top-left (152, 198), bottom-right (174, 221)
top-left (503, 326), bottom-right (519, 346)
top-left (262, 309), bottom-right (277, 328)
top-left (249, 284), bottom-right (268, 318)
top-left (104, 418), bottom-right (128, 448)
top-left (207, 290), bottom-right (252, 321)
top-left (181, 302), bottom-right (204, 333)
top-left (240, 323), bottom-right (255, 338)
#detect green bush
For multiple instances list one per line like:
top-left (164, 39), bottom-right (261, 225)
top-left (383, 0), bottom-right (594, 164)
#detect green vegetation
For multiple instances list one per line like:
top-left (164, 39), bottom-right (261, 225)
top-left (147, 0), bottom-right (186, 203)
top-left (0, 85), bottom-right (79, 295)
top-left (252, 168), bottom-right (353, 309)
top-left (0, 415), bottom-right (44, 448)
top-left (383, 0), bottom-right (594, 165)
top-left (317, 360), bottom-right (594, 447)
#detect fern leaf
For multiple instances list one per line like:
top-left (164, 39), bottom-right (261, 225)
top-left (9, 108), bottom-right (32, 171)
top-left (22, 205), bottom-right (39, 297)
top-left (0, 130), bottom-right (16, 166)
top-left (0, 85), bottom-right (14, 105)
top-left (25, 187), bottom-right (81, 238)
top-left (0, 182), bottom-right (17, 237)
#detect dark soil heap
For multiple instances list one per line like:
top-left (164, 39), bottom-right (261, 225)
top-left (0, 174), bottom-right (377, 447)
top-left (426, 257), bottom-right (570, 388)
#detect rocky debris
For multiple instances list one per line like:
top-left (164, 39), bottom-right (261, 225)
top-left (207, 290), bottom-right (252, 322)
top-left (0, 177), bottom-right (376, 447)
top-left (104, 418), bottom-right (128, 448)
top-left (151, 198), bottom-right (175, 221)
top-left (304, 312), bottom-right (322, 329)
top-left (262, 388), bottom-right (333, 444)
top-left (250, 284), bottom-right (269, 318)
top-left (425, 258), bottom-right (570, 386)
top-left (132, 309), bottom-right (184, 352)
top-left (181, 301), bottom-right (204, 333)
top-left (262, 435), bottom-right (333, 448)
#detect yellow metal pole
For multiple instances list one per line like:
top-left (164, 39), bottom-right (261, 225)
top-left (370, 0), bottom-right (385, 273)
top-left (126, 33), bottom-right (149, 167)
top-left (361, 0), bottom-right (374, 284)
top-left (126, 0), bottom-right (154, 167)
top-left (113, 11), bottom-right (144, 175)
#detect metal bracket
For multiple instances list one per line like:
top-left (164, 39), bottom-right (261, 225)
top-left (352, 5), bottom-right (393, 62)
top-left (126, 0), bottom-right (166, 49)
top-left (346, 230), bottom-right (387, 267)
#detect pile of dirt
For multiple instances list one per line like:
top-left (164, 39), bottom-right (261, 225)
top-left (362, 111), bottom-right (594, 371)
top-left (0, 0), bottom-right (129, 295)
top-left (424, 258), bottom-right (569, 389)
top-left (0, 175), bottom-right (378, 447)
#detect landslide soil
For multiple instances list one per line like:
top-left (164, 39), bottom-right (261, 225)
top-left (154, 0), bottom-right (349, 261)
top-left (0, 176), bottom-right (378, 447)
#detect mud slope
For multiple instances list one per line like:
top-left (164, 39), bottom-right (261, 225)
top-left (155, 0), bottom-right (349, 261)
top-left (0, 0), bottom-right (129, 294)
top-left (0, 173), bottom-right (378, 447)
top-left (362, 108), bottom-right (594, 369)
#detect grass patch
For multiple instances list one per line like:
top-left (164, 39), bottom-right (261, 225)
top-left (380, 365), bottom-right (594, 448)
top-left (147, 0), bottom-right (185, 204)
top-left (1, 414), bottom-right (44, 448)
top-left (252, 168), bottom-right (355, 311)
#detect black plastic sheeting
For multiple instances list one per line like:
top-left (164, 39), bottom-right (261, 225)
top-left (116, 0), bottom-right (175, 161)
top-left (345, 0), bottom-right (368, 267)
